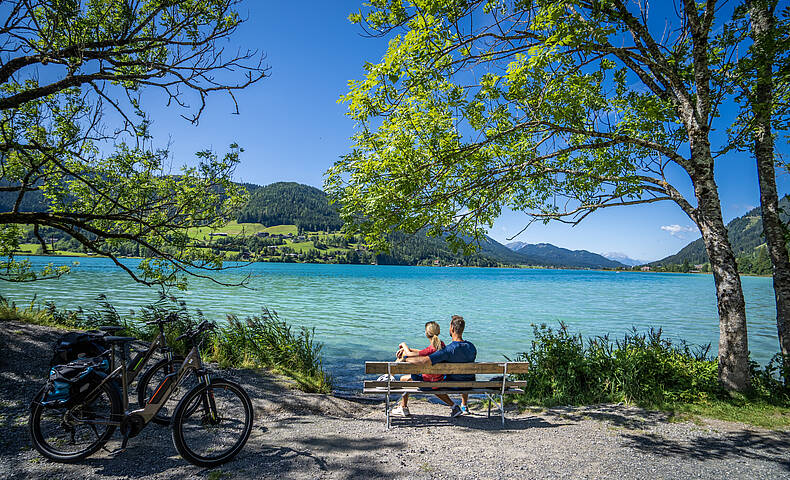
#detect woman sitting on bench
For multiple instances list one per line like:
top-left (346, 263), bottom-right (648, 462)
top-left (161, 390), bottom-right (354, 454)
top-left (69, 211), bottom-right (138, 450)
top-left (390, 321), bottom-right (456, 417)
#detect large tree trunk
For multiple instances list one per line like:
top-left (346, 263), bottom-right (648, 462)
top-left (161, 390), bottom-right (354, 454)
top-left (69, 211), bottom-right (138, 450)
top-left (693, 165), bottom-right (751, 391)
top-left (750, 1), bottom-right (790, 376)
top-left (673, 1), bottom-right (750, 391)
top-left (755, 154), bottom-right (790, 373)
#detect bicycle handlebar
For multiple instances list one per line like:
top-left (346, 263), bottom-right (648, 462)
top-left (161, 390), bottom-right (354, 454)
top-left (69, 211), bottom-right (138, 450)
top-left (175, 321), bottom-right (216, 343)
top-left (144, 312), bottom-right (180, 326)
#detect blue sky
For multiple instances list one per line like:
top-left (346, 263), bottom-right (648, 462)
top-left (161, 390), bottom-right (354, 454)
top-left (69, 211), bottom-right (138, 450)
top-left (137, 1), bottom-right (789, 262)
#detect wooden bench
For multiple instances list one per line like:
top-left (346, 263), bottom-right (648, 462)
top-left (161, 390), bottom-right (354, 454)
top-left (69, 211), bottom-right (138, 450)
top-left (363, 361), bottom-right (529, 429)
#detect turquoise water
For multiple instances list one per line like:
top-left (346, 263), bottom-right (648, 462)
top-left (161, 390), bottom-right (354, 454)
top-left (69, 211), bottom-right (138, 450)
top-left (0, 256), bottom-right (779, 390)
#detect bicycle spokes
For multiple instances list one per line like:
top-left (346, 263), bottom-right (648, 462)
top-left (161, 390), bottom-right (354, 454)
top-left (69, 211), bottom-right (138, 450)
top-left (172, 380), bottom-right (252, 466)
top-left (31, 387), bottom-right (116, 459)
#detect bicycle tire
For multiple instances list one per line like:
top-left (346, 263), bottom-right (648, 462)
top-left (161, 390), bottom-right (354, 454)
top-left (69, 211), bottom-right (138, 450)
top-left (136, 356), bottom-right (184, 425)
top-left (171, 378), bottom-right (253, 467)
top-left (29, 376), bottom-right (122, 463)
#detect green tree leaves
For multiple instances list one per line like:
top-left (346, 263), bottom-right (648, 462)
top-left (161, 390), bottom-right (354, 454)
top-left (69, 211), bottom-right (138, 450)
top-left (0, 1), bottom-right (265, 288)
top-left (329, 1), bottom-right (685, 252)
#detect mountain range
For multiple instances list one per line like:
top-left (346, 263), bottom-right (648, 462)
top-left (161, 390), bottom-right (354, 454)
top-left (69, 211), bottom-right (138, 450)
top-left (504, 242), bottom-right (626, 269)
top-left (241, 183), bottom-right (630, 268)
top-left (601, 252), bottom-right (646, 267)
top-left (227, 183), bottom-right (631, 268)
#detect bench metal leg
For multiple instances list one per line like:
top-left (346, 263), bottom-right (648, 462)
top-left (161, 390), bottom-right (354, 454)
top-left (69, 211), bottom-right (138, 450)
top-left (385, 393), bottom-right (390, 430)
top-left (484, 393), bottom-right (505, 426)
top-left (500, 363), bottom-right (508, 426)
top-left (500, 394), bottom-right (505, 426)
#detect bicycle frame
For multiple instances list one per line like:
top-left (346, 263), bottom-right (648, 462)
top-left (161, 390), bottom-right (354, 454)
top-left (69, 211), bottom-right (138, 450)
top-left (131, 345), bottom-right (209, 424)
top-left (108, 330), bottom-right (173, 387)
top-left (70, 343), bottom-right (207, 428)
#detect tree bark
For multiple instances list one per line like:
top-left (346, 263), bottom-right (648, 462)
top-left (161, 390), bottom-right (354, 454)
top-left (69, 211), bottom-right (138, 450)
top-left (691, 156), bottom-right (751, 391)
top-left (674, 5), bottom-right (751, 391)
top-left (749, 1), bottom-right (790, 375)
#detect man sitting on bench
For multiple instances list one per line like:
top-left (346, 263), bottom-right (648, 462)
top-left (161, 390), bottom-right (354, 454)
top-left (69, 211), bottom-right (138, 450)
top-left (393, 315), bottom-right (477, 418)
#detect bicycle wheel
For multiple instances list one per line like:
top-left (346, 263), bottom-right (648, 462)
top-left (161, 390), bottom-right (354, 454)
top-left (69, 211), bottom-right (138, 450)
top-left (171, 378), bottom-right (253, 467)
top-left (136, 357), bottom-right (187, 425)
top-left (29, 378), bottom-right (122, 462)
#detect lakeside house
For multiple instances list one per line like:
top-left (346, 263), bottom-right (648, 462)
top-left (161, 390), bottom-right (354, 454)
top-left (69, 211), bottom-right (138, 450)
top-left (641, 266), bottom-right (651, 271)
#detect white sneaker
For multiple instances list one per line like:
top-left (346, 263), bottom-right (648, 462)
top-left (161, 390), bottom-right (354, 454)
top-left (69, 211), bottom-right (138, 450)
top-left (390, 405), bottom-right (410, 417)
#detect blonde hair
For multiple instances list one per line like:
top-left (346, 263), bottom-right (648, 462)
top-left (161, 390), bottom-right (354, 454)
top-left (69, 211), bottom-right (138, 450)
top-left (425, 321), bottom-right (442, 351)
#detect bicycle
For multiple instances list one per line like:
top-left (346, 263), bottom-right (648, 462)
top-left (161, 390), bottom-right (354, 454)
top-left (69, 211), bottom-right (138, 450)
top-left (29, 320), bottom-right (254, 467)
top-left (97, 314), bottom-right (191, 425)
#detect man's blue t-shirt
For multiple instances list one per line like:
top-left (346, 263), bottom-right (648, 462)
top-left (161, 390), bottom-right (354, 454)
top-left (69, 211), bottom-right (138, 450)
top-left (428, 340), bottom-right (477, 381)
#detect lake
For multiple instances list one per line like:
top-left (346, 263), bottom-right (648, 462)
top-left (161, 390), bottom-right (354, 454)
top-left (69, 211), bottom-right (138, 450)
top-left (0, 256), bottom-right (779, 390)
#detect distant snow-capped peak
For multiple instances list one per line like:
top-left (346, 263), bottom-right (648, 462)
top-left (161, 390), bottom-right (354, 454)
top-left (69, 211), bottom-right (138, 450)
top-left (601, 252), bottom-right (645, 266)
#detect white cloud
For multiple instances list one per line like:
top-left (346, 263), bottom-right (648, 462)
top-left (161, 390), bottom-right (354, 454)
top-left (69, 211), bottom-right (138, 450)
top-left (660, 224), bottom-right (698, 238)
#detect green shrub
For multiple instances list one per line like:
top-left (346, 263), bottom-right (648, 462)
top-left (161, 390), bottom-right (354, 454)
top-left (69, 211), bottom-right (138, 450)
top-left (512, 323), bottom-right (788, 408)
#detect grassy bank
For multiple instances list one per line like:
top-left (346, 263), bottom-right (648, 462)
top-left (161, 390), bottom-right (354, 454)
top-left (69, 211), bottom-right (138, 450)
top-left (0, 295), bottom-right (332, 393)
top-left (510, 323), bottom-right (790, 429)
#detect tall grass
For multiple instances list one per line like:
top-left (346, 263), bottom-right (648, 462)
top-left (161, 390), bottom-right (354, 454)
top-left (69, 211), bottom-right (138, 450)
top-left (0, 294), bottom-right (332, 393)
top-left (511, 323), bottom-right (790, 425)
top-left (0, 295), bottom-right (81, 326)
top-left (212, 309), bottom-right (331, 392)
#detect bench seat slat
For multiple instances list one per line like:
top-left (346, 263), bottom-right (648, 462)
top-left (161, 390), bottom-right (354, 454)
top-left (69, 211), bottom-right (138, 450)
top-left (364, 381), bottom-right (526, 389)
top-left (365, 361), bottom-right (529, 375)
top-left (363, 388), bottom-right (524, 395)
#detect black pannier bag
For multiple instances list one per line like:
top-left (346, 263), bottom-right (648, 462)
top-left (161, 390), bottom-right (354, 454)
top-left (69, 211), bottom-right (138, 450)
top-left (40, 357), bottom-right (110, 407)
top-left (50, 331), bottom-right (109, 366)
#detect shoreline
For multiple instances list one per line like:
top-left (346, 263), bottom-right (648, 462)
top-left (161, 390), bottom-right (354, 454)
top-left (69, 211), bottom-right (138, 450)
top-left (10, 251), bottom-right (772, 277)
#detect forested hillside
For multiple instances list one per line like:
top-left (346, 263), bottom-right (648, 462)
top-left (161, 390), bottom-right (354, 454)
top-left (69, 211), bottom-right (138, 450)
top-left (0, 179), bottom-right (47, 212)
top-left (234, 182), bottom-right (529, 265)
top-left (237, 182), bottom-right (343, 231)
top-left (650, 196), bottom-right (790, 274)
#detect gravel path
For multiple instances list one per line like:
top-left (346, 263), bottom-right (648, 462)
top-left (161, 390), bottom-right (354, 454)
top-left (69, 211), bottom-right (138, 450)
top-left (1, 321), bottom-right (789, 479)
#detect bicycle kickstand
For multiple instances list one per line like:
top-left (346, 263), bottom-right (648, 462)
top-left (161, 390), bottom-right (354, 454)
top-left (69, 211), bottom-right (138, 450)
top-left (103, 431), bottom-right (129, 456)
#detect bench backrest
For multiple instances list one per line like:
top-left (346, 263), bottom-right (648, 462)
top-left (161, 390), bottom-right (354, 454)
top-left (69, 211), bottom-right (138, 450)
top-left (365, 361), bottom-right (529, 375)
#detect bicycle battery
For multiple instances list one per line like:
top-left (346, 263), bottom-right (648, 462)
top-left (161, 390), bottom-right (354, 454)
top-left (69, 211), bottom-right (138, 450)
top-left (149, 372), bottom-right (177, 405)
